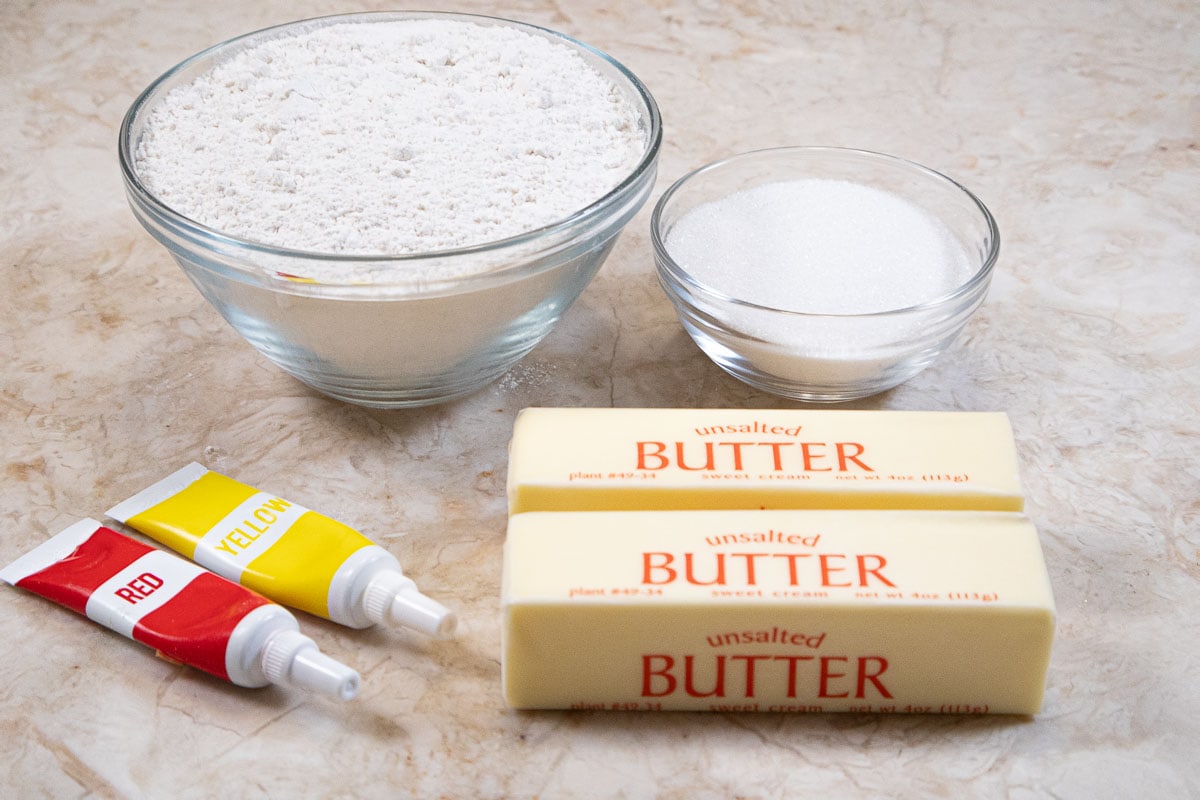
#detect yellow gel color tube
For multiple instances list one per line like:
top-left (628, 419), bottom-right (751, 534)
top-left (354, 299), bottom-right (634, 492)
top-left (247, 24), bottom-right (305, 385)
top-left (106, 463), bottom-right (455, 638)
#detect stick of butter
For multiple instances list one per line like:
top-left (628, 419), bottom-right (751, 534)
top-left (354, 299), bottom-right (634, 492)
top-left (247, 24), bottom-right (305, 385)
top-left (506, 408), bottom-right (1024, 514)
top-left (502, 509), bottom-right (1055, 714)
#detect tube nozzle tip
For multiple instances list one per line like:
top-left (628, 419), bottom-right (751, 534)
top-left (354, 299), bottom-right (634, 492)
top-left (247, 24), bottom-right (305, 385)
top-left (389, 588), bottom-right (458, 639)
top-left (262, 629), bottom-right (361, 701)
top-left (363, 570), bottom-right (457, 638)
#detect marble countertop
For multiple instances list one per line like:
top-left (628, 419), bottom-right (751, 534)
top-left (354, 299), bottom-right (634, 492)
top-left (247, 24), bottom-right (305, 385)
top-left (3, 0), bottom-right (1197, 797)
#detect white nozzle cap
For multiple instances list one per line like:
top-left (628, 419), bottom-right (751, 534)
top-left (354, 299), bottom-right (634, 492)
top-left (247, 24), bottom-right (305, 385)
top-left (262, 629), bottom-right (360, 701)
top-left (362, 570), bottom-right (458, 639)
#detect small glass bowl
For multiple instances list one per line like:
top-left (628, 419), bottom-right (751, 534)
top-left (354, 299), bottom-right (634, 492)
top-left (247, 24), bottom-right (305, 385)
top-left (651, 147), bottom-right (999, 402)
top-left (119, 11), bottom-right (661, 408)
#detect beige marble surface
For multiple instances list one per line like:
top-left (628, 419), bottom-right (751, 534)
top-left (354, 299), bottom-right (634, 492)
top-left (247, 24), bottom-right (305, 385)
top-left (2, 0), bottom-right (1198, 797)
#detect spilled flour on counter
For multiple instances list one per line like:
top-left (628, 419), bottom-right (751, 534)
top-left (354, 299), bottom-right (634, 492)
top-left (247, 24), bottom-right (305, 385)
top-left (133, 19), bottom-right (646, 266)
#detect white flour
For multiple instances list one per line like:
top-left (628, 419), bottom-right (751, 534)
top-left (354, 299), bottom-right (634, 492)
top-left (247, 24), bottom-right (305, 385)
top-left (134, 19), bottom-right (646, 269)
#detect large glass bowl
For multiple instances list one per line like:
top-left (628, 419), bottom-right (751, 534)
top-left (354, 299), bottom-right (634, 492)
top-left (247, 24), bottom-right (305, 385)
top-left (119, 11), bottom-right (661, 408)
top-left (652, 147), bottom-right (998, 402)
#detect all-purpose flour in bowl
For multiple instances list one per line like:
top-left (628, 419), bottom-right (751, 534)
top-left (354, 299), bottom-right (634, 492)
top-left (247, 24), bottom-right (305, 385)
top-left (120, 13), bottom-right (662, 406)
top-left (135, 17), bottom-right (645, 272)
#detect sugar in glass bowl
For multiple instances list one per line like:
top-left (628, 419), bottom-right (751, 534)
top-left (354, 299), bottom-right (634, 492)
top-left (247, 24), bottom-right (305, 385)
top-left (651, 147), bottom-right (999, 402)
top-left (119, 11), bottom-right (661, 408)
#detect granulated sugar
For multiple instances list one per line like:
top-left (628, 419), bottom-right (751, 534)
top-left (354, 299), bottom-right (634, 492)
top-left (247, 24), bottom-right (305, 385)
top-left (665, 179), bottom-right (973, 314)
top-left (133, 18), bottom-right (645, 268)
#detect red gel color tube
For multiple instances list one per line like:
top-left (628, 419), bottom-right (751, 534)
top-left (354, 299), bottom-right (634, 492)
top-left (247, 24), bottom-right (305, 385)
top-left (1, 519), bottom-right (360, 699)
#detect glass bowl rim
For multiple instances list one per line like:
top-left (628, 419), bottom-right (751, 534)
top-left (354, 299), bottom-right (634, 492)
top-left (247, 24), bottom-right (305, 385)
top-left (650, 145), bottom-right (1000, 320)
top-left (117, 10), bottom-right (663, 286)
